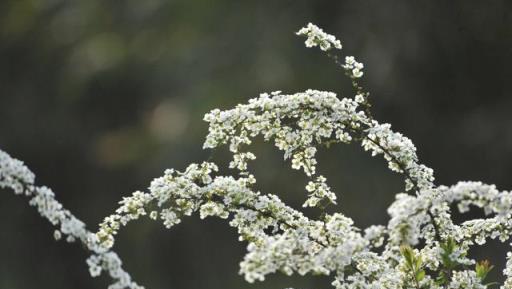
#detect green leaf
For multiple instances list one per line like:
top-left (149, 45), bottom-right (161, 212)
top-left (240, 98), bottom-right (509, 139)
top-left (416, 270), bottom-right (426, 282)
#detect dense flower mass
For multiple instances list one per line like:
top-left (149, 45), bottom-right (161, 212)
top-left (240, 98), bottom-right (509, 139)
top-left (1, 23), bottom-right (511, 289)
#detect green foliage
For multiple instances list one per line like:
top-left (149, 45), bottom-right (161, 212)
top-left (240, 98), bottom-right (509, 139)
top-left (400, 245), bottom-right (426, 288)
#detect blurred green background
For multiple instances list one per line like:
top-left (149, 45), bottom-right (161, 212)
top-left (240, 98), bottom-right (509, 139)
top-left (1, 1), bottom-right (511, 288)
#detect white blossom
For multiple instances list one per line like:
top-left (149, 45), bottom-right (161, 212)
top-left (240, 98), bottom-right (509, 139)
top-left (343, 56), bottom-right (364, 78)
top-left (0, 150), bottom-right (143, 289)
top-left (1, 23), bottom-right (509, 289)
top-left (296, 23), bottom-right (342, 51)
top-left (303, 175), bottom-right (337, 207)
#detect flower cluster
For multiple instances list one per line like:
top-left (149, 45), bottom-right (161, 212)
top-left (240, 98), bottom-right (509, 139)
top-left (296, 22), bottom-right (342, 51)
top-left (0, 149), bottom-right (34, 194)
top-left (99, 164), bottom-right (373, 284)
top-left (303, 175), bottom-right (336, 207)
top-left (0, 150), bottom-right (142, 289)
top-left (203, 88), bottom-right (434, 193)
top-left (343, 56), bottom-right (364, 78)
top-left (2, 23), bottom-right (512, 289)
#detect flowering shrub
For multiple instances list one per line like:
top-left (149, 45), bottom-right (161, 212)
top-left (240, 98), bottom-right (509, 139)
top-left (1, 23), bottom-right (511, 289)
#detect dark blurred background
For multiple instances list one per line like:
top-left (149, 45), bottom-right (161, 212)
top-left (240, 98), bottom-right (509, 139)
top-left (0, 1), bottom-right (511, 288)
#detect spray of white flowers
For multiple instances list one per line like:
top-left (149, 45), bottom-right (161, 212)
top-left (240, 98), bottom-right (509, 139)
top-left (2, 23), bottom-right (511, 289)
top-left (0, 150), bottom-right (143, 289)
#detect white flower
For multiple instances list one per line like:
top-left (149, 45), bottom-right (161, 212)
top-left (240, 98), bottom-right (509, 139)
top-left (343, 56), bottom-right (365, 78)
top-left (1, 22), bottom-right (509, 289)
top-left (303, 175), bottom-right (337, 207)
top-left (0, 150), bottom-right (143, 289)
top-left (296, 23), bottom-right (342, 51)
top-left (54, 230), bottom-right (62, 240)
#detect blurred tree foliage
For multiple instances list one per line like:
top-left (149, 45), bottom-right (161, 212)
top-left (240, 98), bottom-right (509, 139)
top-left (0, 1), bottom-right (511, 289)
